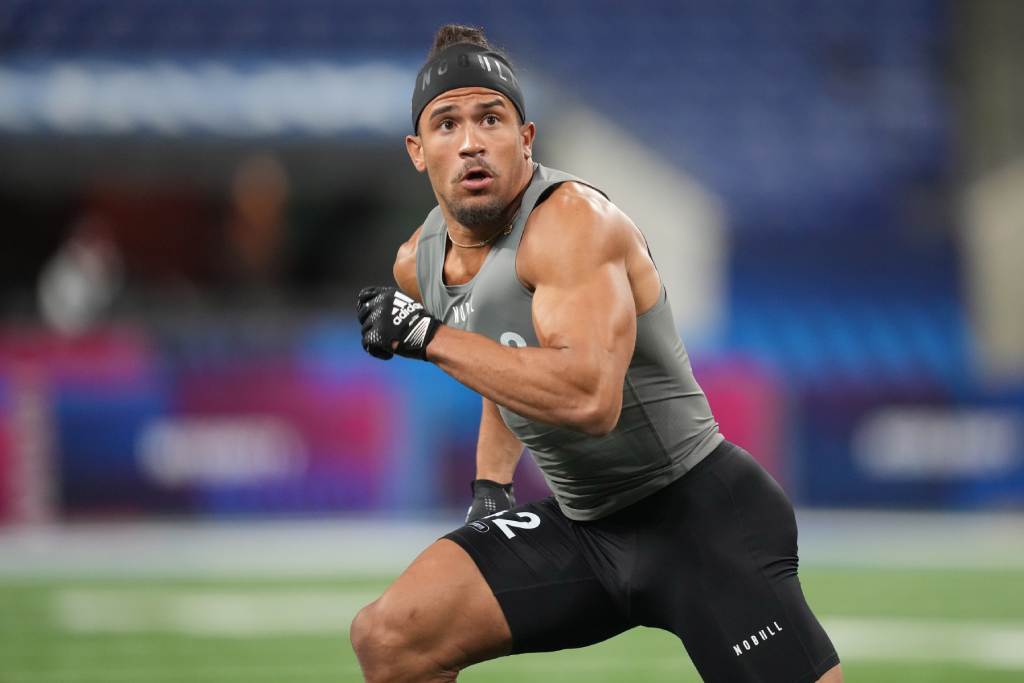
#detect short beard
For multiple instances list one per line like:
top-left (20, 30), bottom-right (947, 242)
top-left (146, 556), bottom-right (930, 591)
top-left (444, 195), bottom-right (508, 229)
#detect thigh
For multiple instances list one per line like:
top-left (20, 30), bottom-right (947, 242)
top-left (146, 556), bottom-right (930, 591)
top-left (364, 537), bottom-right (513, 670)
top-left (445, 497), bottom-right (631, 654)
top-left (633, 442), bottom-right (839, 682)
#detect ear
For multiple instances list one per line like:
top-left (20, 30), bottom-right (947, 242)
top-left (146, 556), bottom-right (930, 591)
top-left (405, 134), bottom-right (426, 172)
top-left (520, 122), bottom-right (536, 160)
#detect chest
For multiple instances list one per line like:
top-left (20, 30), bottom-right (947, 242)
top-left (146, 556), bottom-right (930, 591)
top-left (437, 249), bottom-right (539, 349)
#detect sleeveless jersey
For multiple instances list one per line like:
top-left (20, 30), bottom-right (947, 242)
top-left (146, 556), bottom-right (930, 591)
top-left (416, 162), bottom-right (723, 521)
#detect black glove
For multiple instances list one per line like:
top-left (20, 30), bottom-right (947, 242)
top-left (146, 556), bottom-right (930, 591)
top-left (466, 479), bottom-right (516, 523)
top-left (357, 286), bottom-right (441, 361)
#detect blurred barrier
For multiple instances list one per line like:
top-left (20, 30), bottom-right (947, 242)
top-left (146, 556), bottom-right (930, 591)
top-left (2, 320), bottom-right (1020, 523)
top-left (0, 322), bottom-right (481, 520)
top-left (798, 388), bottom-right (1024, 509)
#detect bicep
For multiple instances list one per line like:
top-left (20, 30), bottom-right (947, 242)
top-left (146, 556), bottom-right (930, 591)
top-left (531, 252), bottom-right (636, 373)
top-left (522, 184), bottom-right (637, 372)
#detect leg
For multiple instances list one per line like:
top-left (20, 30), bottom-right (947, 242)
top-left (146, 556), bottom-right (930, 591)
top-left (350, 539), bottom-right (510, 682)
top-left (351, 497), bottom-right (632, 681)
top-left (626, 441), bottom-right (841, 682)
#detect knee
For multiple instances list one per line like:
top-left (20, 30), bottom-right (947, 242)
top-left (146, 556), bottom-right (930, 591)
top-left (350, 602), bottom-right (397, 674)
top-left (350, 601), bottom-right (441, 683)
top-left (349, 603), bottom-right (374, 663)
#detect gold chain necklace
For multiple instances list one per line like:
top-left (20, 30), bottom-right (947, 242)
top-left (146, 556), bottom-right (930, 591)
top-left (446, 208), bottom-right (520, 249)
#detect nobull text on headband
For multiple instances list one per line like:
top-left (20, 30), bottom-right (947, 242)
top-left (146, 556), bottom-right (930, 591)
top-left (411, 43), bottom-right (525, 133)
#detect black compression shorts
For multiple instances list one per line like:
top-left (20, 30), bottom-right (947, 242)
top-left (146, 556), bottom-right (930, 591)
top-left (444, 439), bottom-right (839, 683)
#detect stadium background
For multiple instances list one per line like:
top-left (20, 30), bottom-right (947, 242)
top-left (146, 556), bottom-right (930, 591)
top-left (0, 1), bottom-right (1022, 681)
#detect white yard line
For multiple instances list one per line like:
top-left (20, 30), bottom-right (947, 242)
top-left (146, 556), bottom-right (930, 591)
top-left (823, 617), bottom-right (1024, 670)
top-left (2, 510), bottom-right (1023, 578)
top-left (53, 588), bottom-right (380, 636)
top-left (1, 665), bottom-right (364, 682)
top-left (45, 589), bottom-right (1024, 671)
top-left (796, 509), bottom-right (1024, 570)
top-left (0, 518), bottom-right (453, 578)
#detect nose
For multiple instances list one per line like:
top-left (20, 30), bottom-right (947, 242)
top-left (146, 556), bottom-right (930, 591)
top-left (458, 125), bottom-right (485, 158)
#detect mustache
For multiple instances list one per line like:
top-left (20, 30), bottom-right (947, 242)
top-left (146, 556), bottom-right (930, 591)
top-left (453, 160), bottom-right (499, 184)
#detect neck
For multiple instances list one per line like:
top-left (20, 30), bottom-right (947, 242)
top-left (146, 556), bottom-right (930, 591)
top-left (442, 163), bottom-right (533, 248)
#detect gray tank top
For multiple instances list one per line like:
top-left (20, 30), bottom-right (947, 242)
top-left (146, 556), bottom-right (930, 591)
top-left (416, 162), bottom-right (722, 521)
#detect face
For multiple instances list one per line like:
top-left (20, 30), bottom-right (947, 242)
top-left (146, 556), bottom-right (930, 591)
top-left (406, 87), bottom-right (535, 228)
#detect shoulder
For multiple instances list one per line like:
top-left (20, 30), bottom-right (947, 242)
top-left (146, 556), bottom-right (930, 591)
top-left (533, 180), bottom-right (611, 218)
top-left (518, 182), bottom-right (632, 286)
top-left (527, 181), bottom-right (631, 251)
top-left (393, 225), bottom-right (424, 301)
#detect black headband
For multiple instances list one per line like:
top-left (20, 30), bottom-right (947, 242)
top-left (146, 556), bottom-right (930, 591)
top-left (411, 43), bottom-right (526, 133)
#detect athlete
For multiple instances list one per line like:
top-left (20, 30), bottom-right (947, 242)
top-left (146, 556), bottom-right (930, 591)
top-left (351, 24), bottom-right (842, 683)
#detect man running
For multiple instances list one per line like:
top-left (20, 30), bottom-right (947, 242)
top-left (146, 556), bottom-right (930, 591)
top-left (352, 24), bottom-right (842, 683)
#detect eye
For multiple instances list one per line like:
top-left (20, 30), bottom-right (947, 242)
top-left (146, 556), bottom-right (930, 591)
top-left (483, 114), bottom-right (499, 125)
top-left (440, 119), bottom-right (455, 131)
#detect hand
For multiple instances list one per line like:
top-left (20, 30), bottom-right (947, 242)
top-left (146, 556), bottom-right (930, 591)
top-left (357, 286), bottom-right (441, 361)
top-left (465, 479), bottom-right (516, 523)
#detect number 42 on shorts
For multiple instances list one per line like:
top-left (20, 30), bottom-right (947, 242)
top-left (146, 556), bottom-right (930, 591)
top-left (484, 510), bottom-right (541, 539)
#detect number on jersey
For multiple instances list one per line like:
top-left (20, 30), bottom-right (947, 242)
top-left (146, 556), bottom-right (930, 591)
top-left (485, 510), bottom-right (541, 539)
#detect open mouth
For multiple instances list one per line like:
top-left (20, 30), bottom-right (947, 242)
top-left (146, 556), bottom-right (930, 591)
top-left (460, 168), bottom-right (494, 191)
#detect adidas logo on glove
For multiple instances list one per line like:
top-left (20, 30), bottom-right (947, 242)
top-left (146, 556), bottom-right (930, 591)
top-left (392, 291), bottom-right (423, 325)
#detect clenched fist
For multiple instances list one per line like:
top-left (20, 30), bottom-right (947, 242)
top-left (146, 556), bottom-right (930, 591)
top-left (357, 286), bottom-right (441, 361)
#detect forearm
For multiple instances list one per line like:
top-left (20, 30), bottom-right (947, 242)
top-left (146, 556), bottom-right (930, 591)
top-left (427, 325), bottom-right (617, 434)
top-left (477, 398), bottom-right (524, 482)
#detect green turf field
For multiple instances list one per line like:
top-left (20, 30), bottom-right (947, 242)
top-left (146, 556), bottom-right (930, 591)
top-left (2, 566), bottom-right (1022, 682)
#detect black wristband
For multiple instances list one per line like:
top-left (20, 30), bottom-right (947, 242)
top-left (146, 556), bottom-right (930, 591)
top-left (471, 479), bottom-right (514, 496)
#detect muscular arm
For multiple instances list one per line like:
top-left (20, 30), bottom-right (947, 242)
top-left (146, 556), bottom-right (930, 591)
top-left (426, 185), bottom-right (637, 436)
